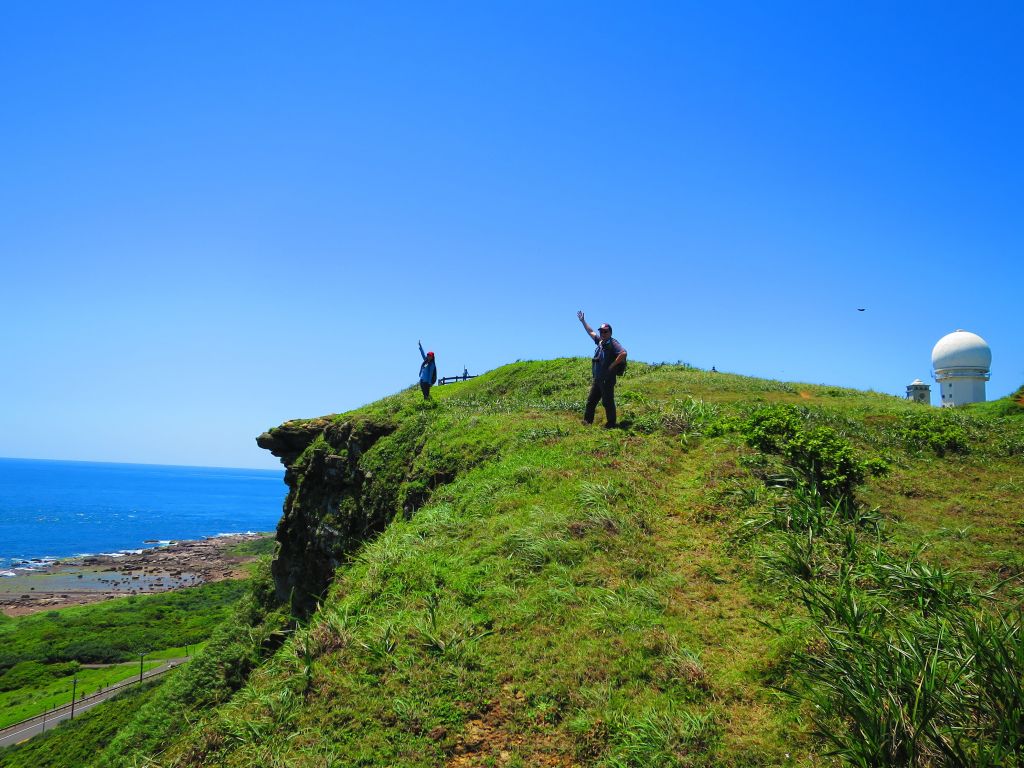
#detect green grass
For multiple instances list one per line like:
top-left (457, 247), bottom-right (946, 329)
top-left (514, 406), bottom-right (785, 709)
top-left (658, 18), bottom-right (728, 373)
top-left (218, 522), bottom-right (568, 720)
top-left (138, 362), bottom-right (1022, 767)
top-left (23, 360), bottom-right (1021, 767)
top-left (0, 579), bottom-right (248, 670)
top-left (226, 534), bottom-right (277, 558)
top-left (0, 578), bottom-right (245, 750)
top-left (93, 562), bottom-right (289, 768)
top-left (146, 643), bottom-right (207, 661)
top-left (0, 661), bottom-right (162, 729)
top-left (0, 679), bottom-right (163, 768)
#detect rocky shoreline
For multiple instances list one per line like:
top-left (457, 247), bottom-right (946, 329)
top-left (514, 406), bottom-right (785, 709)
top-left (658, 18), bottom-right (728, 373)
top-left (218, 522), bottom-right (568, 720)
top-left (0, 533), bottom-right (273, 617)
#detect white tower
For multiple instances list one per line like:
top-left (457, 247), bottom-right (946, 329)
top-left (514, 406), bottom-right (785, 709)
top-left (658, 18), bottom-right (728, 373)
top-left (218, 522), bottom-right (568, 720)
top-left (932, 330), bottom-right (991, 407)
top-left (906, 378), bottom-right (931, 404)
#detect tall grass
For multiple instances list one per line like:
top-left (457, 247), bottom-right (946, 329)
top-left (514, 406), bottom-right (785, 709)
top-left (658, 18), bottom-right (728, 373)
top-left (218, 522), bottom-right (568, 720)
top-left (738, 416), bottom-right (1024, 766)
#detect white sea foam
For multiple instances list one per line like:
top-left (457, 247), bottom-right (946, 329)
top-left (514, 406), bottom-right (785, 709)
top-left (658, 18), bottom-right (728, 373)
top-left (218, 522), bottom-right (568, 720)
top-left (0, 570), bottom-right (16, 578)
top-left (9, 557), bottom-right (57, 572)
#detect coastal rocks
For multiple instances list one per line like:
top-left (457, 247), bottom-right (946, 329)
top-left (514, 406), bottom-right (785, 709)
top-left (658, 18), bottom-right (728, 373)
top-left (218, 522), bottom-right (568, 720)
top-left (0, 534), bottom-right (266, 617)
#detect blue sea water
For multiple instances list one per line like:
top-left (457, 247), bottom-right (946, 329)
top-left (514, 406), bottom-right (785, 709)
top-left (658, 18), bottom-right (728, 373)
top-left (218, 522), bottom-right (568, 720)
top-left (0, 458), bottom-right (285, 571)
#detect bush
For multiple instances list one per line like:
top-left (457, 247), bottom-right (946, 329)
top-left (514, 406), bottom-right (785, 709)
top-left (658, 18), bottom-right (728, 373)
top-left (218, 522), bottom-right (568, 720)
top-left (888, 412), bottom-right (972, 456)
top-left (0, 660), bottom-right (79, 692)
top-left (742, 406), bottom-right (880, 505)
top-left (0, 580), bottom-right (248, 669)
top-left (743, 406), bottom-right (803, 453)
top-left (781, 426), bottom-right (867, 504)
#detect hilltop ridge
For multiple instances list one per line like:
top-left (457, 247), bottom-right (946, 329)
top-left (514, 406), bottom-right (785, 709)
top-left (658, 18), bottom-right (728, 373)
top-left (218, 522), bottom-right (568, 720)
top-left (8, 359), bottom-right (1024, 767)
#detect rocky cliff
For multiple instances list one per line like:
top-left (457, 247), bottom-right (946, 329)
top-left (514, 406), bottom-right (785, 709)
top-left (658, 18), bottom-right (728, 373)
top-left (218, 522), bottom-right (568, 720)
top-left (256, 414), bottom-right (398, 615)
top-left (257, 404), bottom-right (501, 616)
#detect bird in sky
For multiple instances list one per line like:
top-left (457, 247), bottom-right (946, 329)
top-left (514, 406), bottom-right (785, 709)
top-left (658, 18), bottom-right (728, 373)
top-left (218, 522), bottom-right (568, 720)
top-left (857, 308), bottom-right (866, 312)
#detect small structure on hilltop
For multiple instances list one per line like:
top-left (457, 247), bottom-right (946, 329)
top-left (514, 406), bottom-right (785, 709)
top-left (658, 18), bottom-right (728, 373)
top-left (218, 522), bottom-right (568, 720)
top-left (931, 330), bottom-right (991, 407)
top-left (438, 367), bottom-right (476, 386)
top-left (906, 378), bottom-right (931, 404)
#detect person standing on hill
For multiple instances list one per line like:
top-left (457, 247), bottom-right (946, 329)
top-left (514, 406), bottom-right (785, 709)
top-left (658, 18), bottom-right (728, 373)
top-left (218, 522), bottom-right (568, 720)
top-left (577, 310), bottom-right (627, 428)
top-left (418, 340), bottom-right (437, 399)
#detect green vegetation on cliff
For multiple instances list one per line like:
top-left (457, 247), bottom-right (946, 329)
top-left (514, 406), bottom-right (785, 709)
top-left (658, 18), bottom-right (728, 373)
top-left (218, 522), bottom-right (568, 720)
top-left (17, 360), bottom-right (1024, 767)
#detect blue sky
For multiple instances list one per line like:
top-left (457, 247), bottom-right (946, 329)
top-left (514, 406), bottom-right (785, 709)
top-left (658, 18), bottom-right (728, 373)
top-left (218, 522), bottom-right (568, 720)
top-left (2, 2), bottom-right (1021, 469)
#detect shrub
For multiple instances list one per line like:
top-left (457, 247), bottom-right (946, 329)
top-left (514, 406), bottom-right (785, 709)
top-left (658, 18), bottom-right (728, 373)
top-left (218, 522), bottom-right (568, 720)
top-left (781, 425), bottom-right (866, 504)
top-left (888, 412), bottom-right (972, 456)
top-left (742, 406), bottom-right (880, 505)
top-left (743, 406), bottom-right (803, 453)
top-left (0, 660), bottom-right (79, 692)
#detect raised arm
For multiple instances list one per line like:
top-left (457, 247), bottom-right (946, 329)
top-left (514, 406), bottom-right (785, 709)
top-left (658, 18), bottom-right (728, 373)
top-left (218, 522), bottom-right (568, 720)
top-left (418, 340), bottom-right (426, 361)
top-left (577, 310), bottom-right (598, 342)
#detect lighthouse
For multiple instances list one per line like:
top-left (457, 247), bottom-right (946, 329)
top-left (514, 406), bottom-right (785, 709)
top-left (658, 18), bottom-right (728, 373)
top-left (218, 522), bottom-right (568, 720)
top-left (932, 330), bottom-right (991, 407)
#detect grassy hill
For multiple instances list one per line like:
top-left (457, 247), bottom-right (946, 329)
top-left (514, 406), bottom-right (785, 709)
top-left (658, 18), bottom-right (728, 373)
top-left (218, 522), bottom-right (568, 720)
top-left (30, 360), bottom-right (1024, 767)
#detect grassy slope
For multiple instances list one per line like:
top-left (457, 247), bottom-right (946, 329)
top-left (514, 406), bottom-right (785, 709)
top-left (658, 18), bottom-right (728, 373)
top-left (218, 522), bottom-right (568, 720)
top-left (0, 579), bottom-right (249, 669)
top-left (0, 661), bottom-right (162, 730)
top-left (0, 579), bottom-right (251, 736)
top-left (0, 680), bottom-right (163, 768)
top-left (107, 360), bottom-right (1024, 767)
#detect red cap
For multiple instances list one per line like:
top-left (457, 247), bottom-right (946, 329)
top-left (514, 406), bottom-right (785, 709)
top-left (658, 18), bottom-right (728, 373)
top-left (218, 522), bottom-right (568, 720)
top-left (427, 351), bottom-right (434, 357)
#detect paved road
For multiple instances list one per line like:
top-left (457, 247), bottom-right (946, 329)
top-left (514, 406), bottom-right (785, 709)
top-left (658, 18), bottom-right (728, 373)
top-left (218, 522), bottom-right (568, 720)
top-left (0, 658), bottom-right (187, 749)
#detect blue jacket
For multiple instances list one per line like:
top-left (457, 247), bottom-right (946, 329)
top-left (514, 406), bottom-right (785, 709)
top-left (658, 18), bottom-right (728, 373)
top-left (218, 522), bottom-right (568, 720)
top-left (419, 342), bottom-right (436, 385)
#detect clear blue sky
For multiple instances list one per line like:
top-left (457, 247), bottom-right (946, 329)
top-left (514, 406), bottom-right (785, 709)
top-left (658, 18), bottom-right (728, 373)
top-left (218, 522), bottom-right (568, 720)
top-left (2, 2), bottom-right (1021, 470)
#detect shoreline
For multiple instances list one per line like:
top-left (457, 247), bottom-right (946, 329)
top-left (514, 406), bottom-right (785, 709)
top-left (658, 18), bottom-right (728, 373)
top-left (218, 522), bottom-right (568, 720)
top-left (0, 533), bottom-right (274, 617)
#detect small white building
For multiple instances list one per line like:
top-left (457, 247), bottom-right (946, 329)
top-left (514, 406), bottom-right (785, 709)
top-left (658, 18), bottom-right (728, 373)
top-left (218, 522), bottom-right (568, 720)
top-left (932, 330), bottom-right (991, 407)
top-left (906, 378), bottom-right (931, 404)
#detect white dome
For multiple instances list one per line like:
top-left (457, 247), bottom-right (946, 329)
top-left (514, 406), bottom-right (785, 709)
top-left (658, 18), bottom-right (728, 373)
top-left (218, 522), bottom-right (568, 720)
top-left (932, 330), bottom-right (991, 372)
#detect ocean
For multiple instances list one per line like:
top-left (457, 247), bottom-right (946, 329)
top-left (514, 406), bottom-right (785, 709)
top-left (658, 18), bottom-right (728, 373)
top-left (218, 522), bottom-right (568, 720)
top-left (0, 458), bottom-right (285, 572)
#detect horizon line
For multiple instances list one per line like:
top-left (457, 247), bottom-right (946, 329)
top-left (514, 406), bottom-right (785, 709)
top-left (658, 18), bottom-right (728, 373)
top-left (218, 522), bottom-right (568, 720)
top-left (0, 455), bottom-right (282, 473)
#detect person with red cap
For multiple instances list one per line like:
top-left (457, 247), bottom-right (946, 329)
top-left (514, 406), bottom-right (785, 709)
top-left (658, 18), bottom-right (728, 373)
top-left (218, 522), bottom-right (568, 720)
top-left (418, 340), bottom-right (437, 399)
top-left (577, 310), bottom-right (627, 427)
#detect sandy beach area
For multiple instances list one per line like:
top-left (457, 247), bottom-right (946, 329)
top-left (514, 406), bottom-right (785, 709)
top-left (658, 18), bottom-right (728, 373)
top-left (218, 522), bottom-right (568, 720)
top-left (0, 533), bottom-right (273, 617)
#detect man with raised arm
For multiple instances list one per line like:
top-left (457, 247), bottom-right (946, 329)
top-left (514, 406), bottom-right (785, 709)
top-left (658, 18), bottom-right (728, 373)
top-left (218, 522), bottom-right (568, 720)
top-left (577, 310), bottom-right (627, 428)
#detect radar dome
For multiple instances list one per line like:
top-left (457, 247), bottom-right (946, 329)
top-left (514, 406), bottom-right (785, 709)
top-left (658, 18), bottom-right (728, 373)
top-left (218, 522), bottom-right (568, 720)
top-left (931, 330), bottom-right (992, 372)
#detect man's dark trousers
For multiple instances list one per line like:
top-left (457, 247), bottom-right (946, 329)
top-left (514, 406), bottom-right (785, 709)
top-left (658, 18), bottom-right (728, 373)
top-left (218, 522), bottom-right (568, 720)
top-left (584, 376), bottom-right (616, 427)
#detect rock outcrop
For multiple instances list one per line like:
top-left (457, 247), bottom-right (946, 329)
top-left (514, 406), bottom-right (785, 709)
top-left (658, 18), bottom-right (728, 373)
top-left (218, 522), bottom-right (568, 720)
top-left (257, 416), bottom-right (399, 616)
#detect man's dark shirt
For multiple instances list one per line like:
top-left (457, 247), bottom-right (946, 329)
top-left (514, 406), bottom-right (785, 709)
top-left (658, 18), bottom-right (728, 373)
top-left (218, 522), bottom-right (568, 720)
top-left (592, 336), bottom-right (626, 380)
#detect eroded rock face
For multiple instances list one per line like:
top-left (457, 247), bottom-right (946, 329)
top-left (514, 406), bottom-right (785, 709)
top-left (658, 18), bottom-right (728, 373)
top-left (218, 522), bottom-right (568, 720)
top-left (257, 417), bottom-right (397, 616)
top-left (256, 418), bottom-right (334, 465)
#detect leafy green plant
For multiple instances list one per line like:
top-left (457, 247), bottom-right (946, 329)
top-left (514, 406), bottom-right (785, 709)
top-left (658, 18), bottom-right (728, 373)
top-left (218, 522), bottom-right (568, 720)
top-left (887, 412), bottom-right (973, 456)
top-left (863, 547), bottom-right (973, 616)
top-left (741, 405), bottom-right (884, 506)
top-left (743, 405), bottom-right (804, 453)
